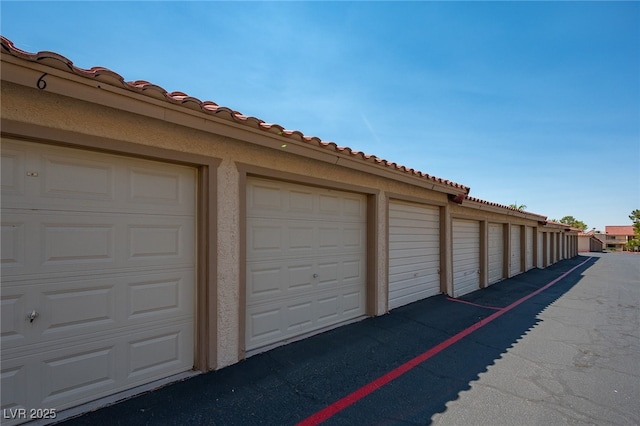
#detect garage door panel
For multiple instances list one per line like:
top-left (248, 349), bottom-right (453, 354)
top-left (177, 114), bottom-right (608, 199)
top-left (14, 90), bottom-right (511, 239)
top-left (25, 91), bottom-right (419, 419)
top-left (390, 272), bottom-right (440, 305)
top-left (0, 364), bottom-right (27, 411)
top-left (247, 219), bottom-right (364, 259)
top-left (2, 270), bottom-right (194, 352)
top-left (248, 180), bottom-right (366, 222)
top-left (341, 259), bottom-right (364, 280)
top-left (1, 139), bottom-right (196, 416)
top-left (40, 344), bottom-right (117, 406)
top-left (525, 227), bottom-right (534, 270)
top-left (41, 285), bottom-right (117, 335)
top-left (453, 220), bottom-right (480, 297)
top-left (510, 225), bottom-right (522, 276)
top-left (127, 167), bottom-right (189, 207)
top-left (488, 223), bottom-right (504, 285)
top-left (41, 154), bottom-right (115, 202)
top-left (341, 290), bottom-right (363, 315)
top-left (318, 226), bottom-right (341, 248)
top-left (390, 269), bottom-right (439, 287)
top-left (316, 296), bottom-right (339, 323)
top-left (389, 248), bottom-right (439, 265)
top-left (342, 196), bottom-right (364, 217)
top-left (453, 251), bottom-right (479, 262)
top-left (318, 193), bottom-right (340, 214)
top-left (390, 234), bottom-right (438, 245)
top-left (2, 140), bottom-right (195, 216)
top-left (388, 201), bottom-right (440, 310)
top-left (342, 227), bottom-right (364, 248)
top-left (124, 216), bottom-right (194, 265)
top-left (126, 274), bottom-right (190, 320)
top-left (249, 265), bottom-right (290, 297)
top-left (1, 294), bottom-right (28, 345)
top-left (289, 226), bottom-right (314, 251)
top-left (247, 286), bottom-right (365, 349)
top-left (31, 323), bottom-right (192, 410)
top-left (249, 183), bottom-right (284, 212)
top-left (44, 223), bottom-right (114, 266)
top-left (127, 329), bottom-right (189, 378)
top-left (1, 221), bottom-right (25, 268)
top-left (1, 147), bottom-right (27, 197)
top-left (389, 245), bottom-right (439, 259)
top-left (316, 262), bottom-right (339, 285)
top-left (1, 211), bottom-right (194, 277)
top-left (390, 203), bottom-right (438, 221)
top-left (127, 222), bottom-right (192, 263)
top-left (287, 301), bottom-right (314, 330)
top-left (247, 257), bottom-right (363, 304)
top-left (246, 178), bottom-right (366, 352)
top-left (249, 224), bottom-right (285, 254)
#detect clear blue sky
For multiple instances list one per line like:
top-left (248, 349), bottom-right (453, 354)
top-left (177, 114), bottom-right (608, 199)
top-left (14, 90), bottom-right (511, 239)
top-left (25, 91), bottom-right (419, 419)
top-left (2, 1), bottom-right (638, 231)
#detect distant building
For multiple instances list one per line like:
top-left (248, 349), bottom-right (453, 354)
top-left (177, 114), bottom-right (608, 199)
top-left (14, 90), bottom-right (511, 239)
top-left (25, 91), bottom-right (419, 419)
top-left (578, 232), bottom-right (604, 252)
top-left (593, 226), bottom-right (635, 251)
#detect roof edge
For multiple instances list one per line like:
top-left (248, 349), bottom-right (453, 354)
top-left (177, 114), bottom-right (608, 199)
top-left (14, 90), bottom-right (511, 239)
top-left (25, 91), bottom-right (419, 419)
top-left (462, 195), bottom-right (548, 220)
top-left (1, 36), bottom-right (470, 195)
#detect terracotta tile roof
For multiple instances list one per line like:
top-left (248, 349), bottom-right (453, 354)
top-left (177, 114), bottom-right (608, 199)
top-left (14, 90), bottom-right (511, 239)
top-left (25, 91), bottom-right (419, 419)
top-left (605, 225), bottom-right (634, 235)
top-left (464, 195), bottom-right (547, 218)
top-left (1, 36), bottom-right (469, 192)
top-left (546, 220), bottom-right (571, 228)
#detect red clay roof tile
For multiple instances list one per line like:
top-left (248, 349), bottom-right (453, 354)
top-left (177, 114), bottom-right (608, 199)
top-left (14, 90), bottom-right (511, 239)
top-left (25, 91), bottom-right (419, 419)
top-left (464, 195), bottom-right (547, 219)
top-left (605, 226), bottom-right (634, 235)
top-left (2, 36), bottom-right (470, 193)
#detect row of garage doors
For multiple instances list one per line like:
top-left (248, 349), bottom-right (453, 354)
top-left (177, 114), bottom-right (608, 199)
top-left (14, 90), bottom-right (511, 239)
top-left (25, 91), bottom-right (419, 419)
top-left (1, 141), bottom-right (558, 417)
top-left (246, 195), bottom-right (545, 348)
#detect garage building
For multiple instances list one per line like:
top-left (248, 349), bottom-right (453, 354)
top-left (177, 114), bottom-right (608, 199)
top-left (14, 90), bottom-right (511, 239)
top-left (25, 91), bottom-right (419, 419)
top-left (0, 37), bottom-right (578, 421)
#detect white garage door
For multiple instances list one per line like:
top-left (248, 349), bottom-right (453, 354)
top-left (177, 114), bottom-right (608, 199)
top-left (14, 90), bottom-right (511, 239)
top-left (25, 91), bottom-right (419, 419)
top-left (246, 178), bottom-right (367, 353)
top-left (525, 226), bottom-right (534, 270)
top-left (510, 225), bottom-right (523, 277)
top-left (487, 223), bottom-right (504, 286)
top-left (1, 140), bottom-right (196, 418)
top-left (388, 201), bottom-right (440, 310)
top-left (452, 219), bottom-right (480, 297)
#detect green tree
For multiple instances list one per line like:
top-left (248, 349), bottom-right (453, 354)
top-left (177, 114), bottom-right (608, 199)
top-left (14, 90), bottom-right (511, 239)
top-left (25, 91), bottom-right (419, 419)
top-left (509, 203), bottom-right (527, 211)
top-left (558, 215), bottom-right (588, 231)
top-left (629, 209), bottom-right (640, 237)
top-left (626, 238), bottom-right (640, 252)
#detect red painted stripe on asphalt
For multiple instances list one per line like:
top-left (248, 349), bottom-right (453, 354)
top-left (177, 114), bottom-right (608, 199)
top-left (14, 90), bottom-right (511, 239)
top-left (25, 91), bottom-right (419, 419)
top-left (297, 257), bottom-right (593, 426)
top-left (445, 297), bottom-right (503, 311)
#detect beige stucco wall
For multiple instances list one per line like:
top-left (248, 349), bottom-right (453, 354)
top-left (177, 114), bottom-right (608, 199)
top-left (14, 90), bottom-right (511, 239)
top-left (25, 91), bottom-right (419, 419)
top-left (1, 79), bottom-right (451, 368)
top-left (216, 160), bottom-right (241, 367)
top-left (1, 66), bottom-right (578, 369)
top-left (375, 191), bottom-right (388, 315)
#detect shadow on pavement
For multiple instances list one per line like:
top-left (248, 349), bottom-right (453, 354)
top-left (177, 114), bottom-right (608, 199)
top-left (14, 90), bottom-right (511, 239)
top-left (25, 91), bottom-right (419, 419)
top-left (60, 256), bottom-right (597, 426)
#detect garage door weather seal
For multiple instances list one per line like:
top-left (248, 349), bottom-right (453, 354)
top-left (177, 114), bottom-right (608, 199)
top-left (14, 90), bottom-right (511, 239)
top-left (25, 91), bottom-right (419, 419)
top-left (297, 257), bottom-right (593, 426)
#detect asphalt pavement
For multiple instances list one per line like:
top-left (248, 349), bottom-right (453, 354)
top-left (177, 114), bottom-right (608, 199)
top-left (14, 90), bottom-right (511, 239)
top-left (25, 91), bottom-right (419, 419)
top-left (58, 253), bottom-right (639, 426)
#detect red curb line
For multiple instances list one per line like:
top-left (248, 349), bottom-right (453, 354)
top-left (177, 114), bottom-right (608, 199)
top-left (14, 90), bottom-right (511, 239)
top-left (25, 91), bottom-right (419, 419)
top-left (445, 297), bottom-right (503, 311)
top-left (297, 257), bottom-right (593, 426)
